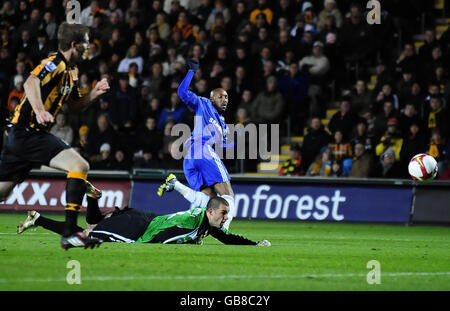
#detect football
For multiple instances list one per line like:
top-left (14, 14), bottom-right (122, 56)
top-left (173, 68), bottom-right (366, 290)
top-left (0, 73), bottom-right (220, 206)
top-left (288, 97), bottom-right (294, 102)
top-left (408, 154), bottom-right (438, 181)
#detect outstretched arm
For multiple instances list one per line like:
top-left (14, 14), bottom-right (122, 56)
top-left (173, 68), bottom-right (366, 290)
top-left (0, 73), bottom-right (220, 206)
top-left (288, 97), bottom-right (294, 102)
top-left (209, 227), bottom-right (271, 246)
top-left (177, 61), bottom-right (203, 111)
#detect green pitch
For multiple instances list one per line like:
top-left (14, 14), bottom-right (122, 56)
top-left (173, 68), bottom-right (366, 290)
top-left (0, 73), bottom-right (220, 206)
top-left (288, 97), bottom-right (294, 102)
top-left (0, 213), bottom-right (449, 291)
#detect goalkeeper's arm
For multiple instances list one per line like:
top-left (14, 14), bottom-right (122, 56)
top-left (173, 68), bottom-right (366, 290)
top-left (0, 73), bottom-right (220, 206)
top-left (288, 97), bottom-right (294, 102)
top-left (209, 227), bottom-right (271, 246)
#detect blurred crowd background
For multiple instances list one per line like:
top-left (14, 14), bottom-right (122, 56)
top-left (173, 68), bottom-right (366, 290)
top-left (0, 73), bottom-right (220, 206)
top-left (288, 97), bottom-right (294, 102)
top-left (0, 0), bottom-right (449, 179)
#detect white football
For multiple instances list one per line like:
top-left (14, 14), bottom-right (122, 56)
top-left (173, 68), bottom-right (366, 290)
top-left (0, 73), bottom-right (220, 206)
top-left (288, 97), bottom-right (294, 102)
top-left (408, 153), bottom-right (438, 181)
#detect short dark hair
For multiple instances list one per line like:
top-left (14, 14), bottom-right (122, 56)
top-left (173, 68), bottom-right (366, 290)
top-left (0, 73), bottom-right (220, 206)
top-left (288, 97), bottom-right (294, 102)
top-left (57, 22), bottom-right (89, 51)
top-left (206, 197), bottom-right (229, 211)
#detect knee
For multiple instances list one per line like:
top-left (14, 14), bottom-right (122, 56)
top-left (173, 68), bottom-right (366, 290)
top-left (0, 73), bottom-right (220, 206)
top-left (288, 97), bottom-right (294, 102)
top-left (70, 158), bottom-right (90, 173)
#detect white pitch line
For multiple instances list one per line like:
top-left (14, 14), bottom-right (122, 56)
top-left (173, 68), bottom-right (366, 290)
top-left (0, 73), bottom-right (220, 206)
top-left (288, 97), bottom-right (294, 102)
top-left (1, 272), bottom-right (450, 284)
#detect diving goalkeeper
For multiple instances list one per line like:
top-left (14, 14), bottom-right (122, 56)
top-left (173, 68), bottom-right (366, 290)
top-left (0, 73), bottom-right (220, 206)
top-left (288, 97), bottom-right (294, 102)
top-left (17, 179), bottom-right (270, 248)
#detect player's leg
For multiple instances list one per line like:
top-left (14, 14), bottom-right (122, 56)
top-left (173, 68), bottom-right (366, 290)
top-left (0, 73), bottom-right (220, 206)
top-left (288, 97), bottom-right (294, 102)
top-left (213, 181), bottom-right (235, 229)
top-left (212, 181), bottom-right (234, 197)
top-left (0, 181), bottom-right (17, 202)
top-left (17, 210), bottom-right (83, 235)
top-left (199, 149), bottom-right (235, 229)
top-left (200, 186), bottom-right (217, 198)
top-left (49, 148), bottom-right (90, 236)
top-left (49, 148), bottom-right (102, 249)
top-left (85, 181), bottom-right (103, 227)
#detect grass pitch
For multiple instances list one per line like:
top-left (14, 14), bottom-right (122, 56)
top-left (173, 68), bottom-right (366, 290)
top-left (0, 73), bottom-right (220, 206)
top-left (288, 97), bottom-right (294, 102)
top-left (0, 213), bottom-right (449, 291)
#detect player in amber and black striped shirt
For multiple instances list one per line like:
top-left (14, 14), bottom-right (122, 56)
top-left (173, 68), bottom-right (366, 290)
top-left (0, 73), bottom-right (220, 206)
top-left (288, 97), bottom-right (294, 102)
top-left (0, 22), bottom-right (110, 249)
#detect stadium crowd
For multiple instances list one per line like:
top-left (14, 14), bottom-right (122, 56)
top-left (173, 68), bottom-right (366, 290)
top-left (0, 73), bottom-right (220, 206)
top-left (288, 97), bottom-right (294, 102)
top-left (0, 0), bottom-right (449, 179)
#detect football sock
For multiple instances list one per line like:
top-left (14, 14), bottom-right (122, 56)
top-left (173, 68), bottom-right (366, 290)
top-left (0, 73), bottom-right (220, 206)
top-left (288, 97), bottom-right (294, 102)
top-left (86, 196), bottom-right (103, 225)
top-left (221, 195), bottom-right (234, 230)
top-left (63, 171), bottom-right (87, 237)
top-left (174, 180), bottom-right (210, 208)
top-left (35, 216), bottom-right (83, 236)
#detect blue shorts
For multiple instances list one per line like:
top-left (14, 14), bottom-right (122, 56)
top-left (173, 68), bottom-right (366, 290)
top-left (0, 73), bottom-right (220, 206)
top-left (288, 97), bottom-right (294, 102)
top-left (183, 145), bottom-right (230, 191)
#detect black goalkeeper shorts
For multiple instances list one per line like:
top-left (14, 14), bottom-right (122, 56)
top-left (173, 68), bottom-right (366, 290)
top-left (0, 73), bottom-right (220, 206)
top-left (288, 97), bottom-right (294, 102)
top-left (0, 125), bottom-right (70, 182)
top-left (89, 209), bottom-right (156, 243)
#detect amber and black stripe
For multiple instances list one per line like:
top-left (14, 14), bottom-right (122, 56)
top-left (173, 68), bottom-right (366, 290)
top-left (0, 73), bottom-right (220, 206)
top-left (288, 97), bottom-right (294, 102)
top-left (10, 52), bottom-right (80, 131)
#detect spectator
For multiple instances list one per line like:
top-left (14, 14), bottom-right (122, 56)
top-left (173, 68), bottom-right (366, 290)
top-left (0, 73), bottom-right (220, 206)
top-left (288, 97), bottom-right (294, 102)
top-left (306, 147), bottom-right (332, 177)
top-left (157, 91), bottom-right (188, 130)
top-left (349, 142), bottom-right (373, 178)
top-left (426, 95), bottom-right (447, 138)
top-left (400, 122), bottom-right (427, 175)
top-left (92, 143), bottom-right (113, 170)
top-left (279, 143), bottom-right (305, 176)
top-left (398, 103), bottom-right (422, 138)
top-left (144, 62), bottom-right (168, 99)
top-left (251, 76), bottom-right (285, 124)
top-left (373, 101), bottom-right (399, 140)
top-left (427, 128), bottom-right (447, 174)
top-left (137, 116), bottom-right (163, 159)
top-left (108, 74), bottom-right (138, 131)
top-left (273, 0), bottom-right (297, 26)
top-left (418, 28), bottom-right (439, 63)
top-left (351, 79), bottom-right (372, 115)
top-left (329, 160), bottom-right (343, 177)
top-left (395, 43), bottom-right (420, 76)
top-left (249, 0), bottom-right (273, 25)
top-left (29, 31), bottom-right (52, 66)
top-left (374, 83), bottom-right (400, 112)
top-left (351, 120), bottom-right (374, 154)
top-left (73, 125), bottom-right (90, 158)
top-left (396, 68), bottom-right (415, 107)
top-left (228, 1), bottom-right (248, 32)
top-left (328, 98), bottom-right (359, 141)
top-left (317, 0), bottom-right (343, 32)
top-left (172, 11), bottom-right (193, 41)
top-left (162, 45), bottom-right (186, 77)
top-left (117, 44), bottom-right (144, 74)
top-left (149, 13), bottom-right (171, 41)
top-left (110, 149), bottom-right (132, 171)
top-left (375, 118), bottom-right (404, 162)
top-left (376, 148), bottom-right (403, 179)
top-left (86, 114), bottom-right (117, 161)
top-left (302, 117), bottom-right (332, 168)
top-left (41, 10), bottom-right (57, 42)
top-left (278, 62), bottom-right (309, 135)
top-left (104, 0), bottom-right (124, 21)
top-left (80, 0), bottom-right (102, 28)
top-left (7, 75), bottom-right (25, 113)
top-left (237, 89), bottom-right (254, 118)
top-left (50, 113), bottom-right (74, 146)
top-left (328, 130), bottom-right (352, 162)
top-left (407, 82), bottom-right (425, 116)
top-left (194, 0), bottom-right (213, 23)
top-left (299, 41), bottom-right (330, 117)
top-left (205, 0), bottom-right (231, 31)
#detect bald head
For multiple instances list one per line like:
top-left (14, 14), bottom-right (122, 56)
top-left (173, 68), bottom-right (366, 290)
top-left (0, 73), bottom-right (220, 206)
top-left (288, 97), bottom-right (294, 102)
top-left (210, 88), bottom-right (228, 113)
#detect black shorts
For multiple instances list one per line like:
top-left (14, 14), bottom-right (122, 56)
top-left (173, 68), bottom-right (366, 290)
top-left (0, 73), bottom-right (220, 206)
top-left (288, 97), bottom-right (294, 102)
top-left (89, 209), bottom-right (156, 243)
top-left (0, 125), bottom-right (70, 182)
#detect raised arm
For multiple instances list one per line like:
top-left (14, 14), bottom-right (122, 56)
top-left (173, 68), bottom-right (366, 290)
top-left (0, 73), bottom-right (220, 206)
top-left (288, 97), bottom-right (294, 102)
top-left (177, 60), bottom-right (203, 111)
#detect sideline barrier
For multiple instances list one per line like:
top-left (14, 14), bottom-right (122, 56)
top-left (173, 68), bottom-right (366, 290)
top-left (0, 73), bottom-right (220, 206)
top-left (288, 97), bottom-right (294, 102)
top-left (0, 169), bottom-right (448, 224)
top-left (412, 183), bottom-right (450, 224)
top-left (131, 181), bottom-right (413, 223)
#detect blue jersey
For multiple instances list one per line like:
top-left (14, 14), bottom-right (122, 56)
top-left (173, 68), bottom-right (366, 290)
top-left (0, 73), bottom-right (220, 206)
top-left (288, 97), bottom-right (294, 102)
top-left (177, 70), bottom-right (229, 155)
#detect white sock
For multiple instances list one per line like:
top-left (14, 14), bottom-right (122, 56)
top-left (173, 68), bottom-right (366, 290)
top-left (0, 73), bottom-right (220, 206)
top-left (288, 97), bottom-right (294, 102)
top-left (220, 195), bottom-right (234, 230)
top-left (174, 181), bottom-right (210, 208)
